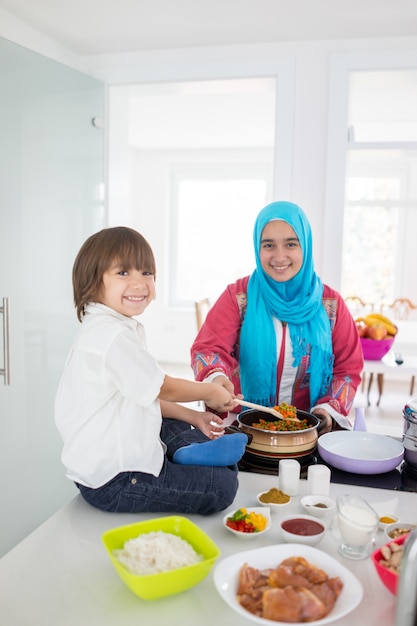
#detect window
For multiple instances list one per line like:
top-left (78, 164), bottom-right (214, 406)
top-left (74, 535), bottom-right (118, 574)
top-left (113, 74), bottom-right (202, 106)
top-left (171, 167), bottom-right (270, 306)
top-left (108, 59), bottom-right (295, 363)
top-left (124, 76), bottom-right (277, 308)
top-left (340, 70), bottom-right (417, 305)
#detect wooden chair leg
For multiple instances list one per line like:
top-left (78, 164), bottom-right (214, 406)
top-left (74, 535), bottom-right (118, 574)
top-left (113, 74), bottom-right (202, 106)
top-left (376, 373), bottom-right (384, 407)
top-left (367, 372), bottom-right (374, 407)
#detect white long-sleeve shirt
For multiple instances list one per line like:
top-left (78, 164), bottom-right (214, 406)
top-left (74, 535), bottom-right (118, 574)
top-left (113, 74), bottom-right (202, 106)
top-left (55, 303), bottom-right (165, 488)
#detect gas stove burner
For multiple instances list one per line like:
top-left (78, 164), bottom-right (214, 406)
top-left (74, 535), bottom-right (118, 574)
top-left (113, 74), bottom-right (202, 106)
top-left (238, 452), bottom-right (417, 492)
top-left (238, 450), bottom-right (318, 477)
top-left (401, 460), bottom-right (417, 478)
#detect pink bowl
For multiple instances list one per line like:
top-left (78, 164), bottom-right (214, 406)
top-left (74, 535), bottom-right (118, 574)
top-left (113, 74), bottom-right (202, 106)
top-left (371, 534), bottom-right (407, 595)
top-left (360, 337), bottom-right (394, 360)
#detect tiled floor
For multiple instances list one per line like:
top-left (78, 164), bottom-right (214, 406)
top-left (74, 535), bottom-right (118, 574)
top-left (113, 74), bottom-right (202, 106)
top-left (161, 361), bottom-right (412, 439)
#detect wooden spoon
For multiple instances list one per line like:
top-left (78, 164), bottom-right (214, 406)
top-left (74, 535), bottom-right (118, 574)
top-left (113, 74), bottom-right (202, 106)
top-left (235, 399), bottom-right (300, 422)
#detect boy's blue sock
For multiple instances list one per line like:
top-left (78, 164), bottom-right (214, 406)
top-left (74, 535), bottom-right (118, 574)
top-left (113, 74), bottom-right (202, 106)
top-left (173, 433), bottom-right (247, 467)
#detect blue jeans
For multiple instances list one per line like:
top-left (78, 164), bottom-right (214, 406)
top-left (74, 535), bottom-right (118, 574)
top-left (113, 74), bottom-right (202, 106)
top-left (76, 418), bottom-right (239, 515)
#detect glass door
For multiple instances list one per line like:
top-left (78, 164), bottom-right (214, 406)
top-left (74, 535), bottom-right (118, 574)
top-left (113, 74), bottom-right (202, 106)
top-left (0, 37), bottom-right (105, 556)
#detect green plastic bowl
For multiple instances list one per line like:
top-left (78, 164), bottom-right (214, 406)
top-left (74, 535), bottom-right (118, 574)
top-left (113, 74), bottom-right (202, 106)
top-left (102, 516), bottom-right (220, 600)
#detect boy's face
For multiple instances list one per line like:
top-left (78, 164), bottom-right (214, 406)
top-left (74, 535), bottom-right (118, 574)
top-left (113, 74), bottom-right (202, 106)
top-left (98, 263), bottom-right (155, 317)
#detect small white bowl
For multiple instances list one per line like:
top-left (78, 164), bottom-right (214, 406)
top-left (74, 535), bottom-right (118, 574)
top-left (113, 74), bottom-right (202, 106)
top-left (257, 488), bottom-right (291, 511)
top-left (223, 507), bottom-right (271, 539)
top-left (384, 521), bottom-right (416, 540)
top-left (280, 514), bottom-right (326, 546)
top-left (378, 514), bottom-right (399, 531)
top-left (300, 495), bottom-right (336, 518)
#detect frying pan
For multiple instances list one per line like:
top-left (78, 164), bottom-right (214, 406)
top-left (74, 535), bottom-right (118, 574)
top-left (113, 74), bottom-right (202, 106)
top-left (318, 431), bottom-right (404, 474)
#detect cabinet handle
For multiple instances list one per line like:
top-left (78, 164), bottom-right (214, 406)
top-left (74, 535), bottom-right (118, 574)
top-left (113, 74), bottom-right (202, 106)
top-left (0, 297), bottom-right (10, 385)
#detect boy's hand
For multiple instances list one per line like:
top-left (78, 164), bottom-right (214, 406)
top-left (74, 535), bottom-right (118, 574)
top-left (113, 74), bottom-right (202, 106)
top-left (204, 382), bottom-right (236, 413)
top-left (194, 411), bottom-right (225, 439)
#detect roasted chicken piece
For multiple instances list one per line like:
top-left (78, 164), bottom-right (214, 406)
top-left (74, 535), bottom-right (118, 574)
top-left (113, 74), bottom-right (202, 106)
top-left (237, 564), bottom-right (271, 616)
top-left (237, 563), bottom-right (271, 595)
top-left (311, 577), bottom-right (344, 614)
top-left (263, 586), bottom-right (327, 622)
top-left (268, 556), bottom-right (328, 589)
top-left (237, 556), bottom-right (343, 623)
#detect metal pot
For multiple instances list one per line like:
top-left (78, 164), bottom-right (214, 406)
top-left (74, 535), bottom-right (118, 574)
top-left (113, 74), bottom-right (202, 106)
top-left (227, 409), bottom-right (319, 460)
top-left (403, 402), bottom-right (417, 467)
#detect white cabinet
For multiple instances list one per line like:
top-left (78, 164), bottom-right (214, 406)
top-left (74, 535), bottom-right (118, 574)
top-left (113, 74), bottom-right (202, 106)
top-left (0, 37), bottom-right (105, 556)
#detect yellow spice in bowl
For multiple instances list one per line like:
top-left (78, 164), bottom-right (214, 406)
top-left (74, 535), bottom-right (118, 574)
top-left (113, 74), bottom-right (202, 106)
top-left (259, 488), bottom-right (290, 504)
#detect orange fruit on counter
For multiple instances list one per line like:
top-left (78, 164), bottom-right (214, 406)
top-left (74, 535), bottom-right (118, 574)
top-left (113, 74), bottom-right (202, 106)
top-left (355, 321), bottom-right (368, 337)
top-left (366, 323), bottom-right (388, 341)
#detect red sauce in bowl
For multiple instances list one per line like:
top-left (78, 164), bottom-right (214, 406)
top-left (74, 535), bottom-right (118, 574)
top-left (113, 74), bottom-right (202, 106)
top-left (281, 518), bottom-right (324, 536)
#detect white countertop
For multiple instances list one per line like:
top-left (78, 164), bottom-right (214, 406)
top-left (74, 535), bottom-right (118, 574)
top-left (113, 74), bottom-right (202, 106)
top-left (0, 472), bottom-right (415, 626)
top-left (363, 352), bottom-right (417, 376)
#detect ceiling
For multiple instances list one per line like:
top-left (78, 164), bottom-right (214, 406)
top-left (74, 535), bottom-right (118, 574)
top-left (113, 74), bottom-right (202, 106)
top-left (1, 0), bottom-right (417, 56)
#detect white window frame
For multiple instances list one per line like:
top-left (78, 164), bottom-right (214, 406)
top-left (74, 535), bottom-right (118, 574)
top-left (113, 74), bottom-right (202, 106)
top-left (107, 57), bottom-right (296, 364)
top-left (169, 155), bottom-right (273, 308)
top-left (108, 57), bottom-right (295, 223)
top-left (323, 50), bottom-right (417, 292)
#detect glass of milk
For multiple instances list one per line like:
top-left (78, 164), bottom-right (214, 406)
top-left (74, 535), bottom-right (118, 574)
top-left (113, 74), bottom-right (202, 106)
top-left (336, 494), bottom-right (379, 559)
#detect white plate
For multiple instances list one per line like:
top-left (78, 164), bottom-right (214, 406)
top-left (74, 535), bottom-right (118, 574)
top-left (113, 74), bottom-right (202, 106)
top-left (213, 543), bottom-right (363, 625)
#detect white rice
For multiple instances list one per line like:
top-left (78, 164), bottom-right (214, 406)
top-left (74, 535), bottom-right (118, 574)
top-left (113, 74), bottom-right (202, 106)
top-left (114, 530), bottom-right (203, 575)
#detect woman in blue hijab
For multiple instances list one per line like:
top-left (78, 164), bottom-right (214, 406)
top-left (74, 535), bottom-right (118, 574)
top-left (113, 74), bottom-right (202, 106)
top-left (191, 201), bottom-right (363, 433)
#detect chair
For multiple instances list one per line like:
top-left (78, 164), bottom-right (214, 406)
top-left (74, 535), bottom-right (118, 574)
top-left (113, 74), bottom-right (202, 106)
top-left (344, 295), bottom-right (374, 319)
top-left (195, 298), bottom-right (210, 332)
top-left (380, 298), bottom-right (417, 321)
top-left (344, 296), bottom-right (375, 395)
top-left (194, 298), bottom-right (210, 407)
top-left (378, 298), bottom-right (417, 397)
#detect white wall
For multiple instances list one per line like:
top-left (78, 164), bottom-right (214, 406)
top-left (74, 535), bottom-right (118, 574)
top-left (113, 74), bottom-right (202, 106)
top-left (2, 12), bottom-right (417, 361)
top-left (2, 10), bottom-right (417, 278)
top-left (80, 36), bottom-right (417, 284)
top-left (0, 7), bottom-right (81, 70)
top-left (82, 37), bottom-right (417, 362)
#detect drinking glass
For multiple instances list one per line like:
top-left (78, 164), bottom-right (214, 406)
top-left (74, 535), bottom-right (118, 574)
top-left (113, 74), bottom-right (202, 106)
top-left (336, 494), bottom-right (379, 560)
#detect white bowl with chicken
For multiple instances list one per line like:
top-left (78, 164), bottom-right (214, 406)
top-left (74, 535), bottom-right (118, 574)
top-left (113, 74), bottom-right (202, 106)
top-left (213, 544), bottom-right (363, 625)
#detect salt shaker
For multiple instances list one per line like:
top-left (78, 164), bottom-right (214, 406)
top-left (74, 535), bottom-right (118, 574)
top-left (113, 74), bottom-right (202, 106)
top-left (353, 406), bottom-right (367, 432)
top-left (278, 459), bottom-right (301, 496)
top-left (307, 464), bottom-right (331, 496)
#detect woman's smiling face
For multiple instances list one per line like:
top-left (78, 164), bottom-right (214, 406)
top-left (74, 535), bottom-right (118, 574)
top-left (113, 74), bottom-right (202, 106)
top-left (259, 220), bottom-right (303, 282)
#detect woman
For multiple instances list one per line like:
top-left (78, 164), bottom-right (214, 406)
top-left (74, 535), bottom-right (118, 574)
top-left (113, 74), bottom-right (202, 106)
top-left (191, 201), bottom-right (363, 433)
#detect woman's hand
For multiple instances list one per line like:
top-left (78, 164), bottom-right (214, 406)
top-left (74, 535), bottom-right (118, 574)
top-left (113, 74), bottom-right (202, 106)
top-left (210, 374), bottom-right (235, 395)
top-left (312, 409), bottom-right (333, 434)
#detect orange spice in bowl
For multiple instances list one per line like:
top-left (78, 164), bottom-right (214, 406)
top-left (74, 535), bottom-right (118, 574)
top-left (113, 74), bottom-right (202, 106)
top-left (380, 516), bottom-right (398, 524)
top-left (379, 515), bottom-right (399, 530)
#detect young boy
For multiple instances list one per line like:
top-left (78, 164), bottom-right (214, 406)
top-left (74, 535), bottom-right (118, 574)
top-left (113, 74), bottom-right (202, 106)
top-left (55, 226), bottom-right (247, 515)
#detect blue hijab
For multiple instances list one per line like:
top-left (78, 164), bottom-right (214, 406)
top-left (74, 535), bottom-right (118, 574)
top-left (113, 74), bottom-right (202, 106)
top-left (239, 201), bottom-right (333, 407)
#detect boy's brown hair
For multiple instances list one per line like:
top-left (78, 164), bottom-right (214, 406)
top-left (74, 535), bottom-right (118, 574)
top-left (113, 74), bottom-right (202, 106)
top-left (72, 226), bottom-right (156, 321)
